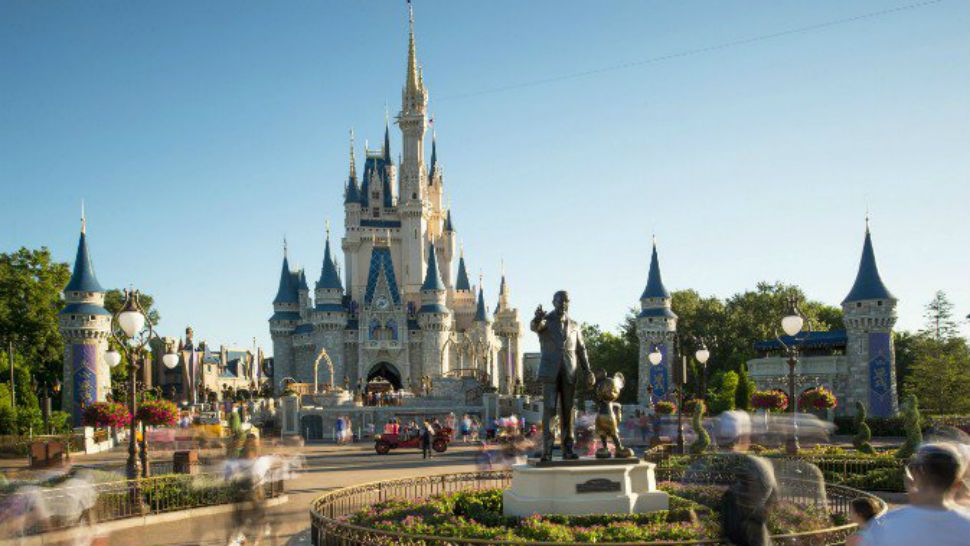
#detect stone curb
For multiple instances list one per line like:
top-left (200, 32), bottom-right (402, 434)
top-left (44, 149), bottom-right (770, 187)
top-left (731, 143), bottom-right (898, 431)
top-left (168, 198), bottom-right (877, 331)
top-left (2, 495), bottom-right (289, 546)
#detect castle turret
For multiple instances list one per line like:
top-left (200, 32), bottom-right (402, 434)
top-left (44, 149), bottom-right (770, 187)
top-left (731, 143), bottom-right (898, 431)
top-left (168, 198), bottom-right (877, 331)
top-left (450, 248), bottom-right (476, 330)
top-left (842, 221), bottom-right (898, 417)
top-left (428, 132), bottom-right (445, 225)
top-left (269, 242), bottom-right (300, 389)
top-left (492, 269), bottom-right (523, 394)
top-left (438, 209), bottom-right (456, 290)
top-left (636, 239), bottom-right (677, 404)
top-left (59, 211), bottom-right (112, 425)
top-left (418, 242), bottom-right (452, 376)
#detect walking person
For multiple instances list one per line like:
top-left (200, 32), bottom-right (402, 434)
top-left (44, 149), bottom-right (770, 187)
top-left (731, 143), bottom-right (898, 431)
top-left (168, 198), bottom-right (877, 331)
top-left (859, 443), bottom-right (970, 546)
top-left (421, 421), bottom-right (433, 459)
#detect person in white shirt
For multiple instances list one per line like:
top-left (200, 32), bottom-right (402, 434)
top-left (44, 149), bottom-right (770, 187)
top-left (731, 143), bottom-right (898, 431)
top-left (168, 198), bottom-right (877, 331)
top-left (859, 442), bottom-right (970, 546)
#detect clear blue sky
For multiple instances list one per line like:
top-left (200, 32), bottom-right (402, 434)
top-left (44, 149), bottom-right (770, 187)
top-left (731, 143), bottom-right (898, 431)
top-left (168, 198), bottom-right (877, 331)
top-left (2, 0), bottom-right (968, 354)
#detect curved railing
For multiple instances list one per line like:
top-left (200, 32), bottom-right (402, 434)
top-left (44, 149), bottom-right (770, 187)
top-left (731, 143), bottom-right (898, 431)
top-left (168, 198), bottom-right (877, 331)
top-left (309, 469), bottom-right (887, 546)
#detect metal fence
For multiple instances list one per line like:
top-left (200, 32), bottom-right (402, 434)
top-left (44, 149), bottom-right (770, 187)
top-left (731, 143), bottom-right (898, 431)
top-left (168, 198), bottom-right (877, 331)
top-left (2, 469), bottom-right (285, 537)
top-left (309, 469), bottom-right (886, 546)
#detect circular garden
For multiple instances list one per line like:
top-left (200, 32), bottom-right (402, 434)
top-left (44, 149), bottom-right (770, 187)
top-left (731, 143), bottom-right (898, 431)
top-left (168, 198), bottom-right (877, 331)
top-left (310, 467), bottom-right (885, 545)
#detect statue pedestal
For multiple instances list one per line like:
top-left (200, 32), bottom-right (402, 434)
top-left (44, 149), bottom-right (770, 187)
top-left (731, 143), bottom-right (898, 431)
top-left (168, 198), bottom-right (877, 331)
top-left (502, 459), bottom-right (668, 517)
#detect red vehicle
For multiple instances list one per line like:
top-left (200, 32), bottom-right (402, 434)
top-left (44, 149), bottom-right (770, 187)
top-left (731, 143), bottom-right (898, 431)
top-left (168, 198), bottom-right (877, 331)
top-left (375, 427), bottom-right (452, 454)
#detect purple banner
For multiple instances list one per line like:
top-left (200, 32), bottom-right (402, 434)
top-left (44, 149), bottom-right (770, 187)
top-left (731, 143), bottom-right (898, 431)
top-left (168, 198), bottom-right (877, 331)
top-left (648, 343), bottom-right (669, 399)
top-left (868, 332), bottom-right (894, 418)
top-left (72, 344), bottom-right (98, 426)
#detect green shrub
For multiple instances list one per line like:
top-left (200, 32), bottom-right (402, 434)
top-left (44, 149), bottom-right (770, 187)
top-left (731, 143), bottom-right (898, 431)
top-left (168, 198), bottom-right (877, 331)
top-left (689, 403), bottom-right (710, 454)
top-left (853, 402), bottom-right (876, 455)
top-left (709, 371), bottom-right (739, 414)
top-left (843, 467), bottom-right (905, 492)
top-left (895, 394), bottom-right (922, 459)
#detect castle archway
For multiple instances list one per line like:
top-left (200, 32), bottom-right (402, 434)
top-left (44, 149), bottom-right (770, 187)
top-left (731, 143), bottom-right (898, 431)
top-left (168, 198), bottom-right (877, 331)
top-left (367, 362), bottom-right (402, 390)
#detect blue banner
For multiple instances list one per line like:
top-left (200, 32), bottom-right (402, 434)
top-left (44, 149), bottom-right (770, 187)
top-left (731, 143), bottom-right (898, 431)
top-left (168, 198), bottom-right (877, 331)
top-left (648, 343), bottom-right (669, 399)
top-left (868, 333), bottom-right (894, 417)
top-left (72, 344), bottom-right (98, 426)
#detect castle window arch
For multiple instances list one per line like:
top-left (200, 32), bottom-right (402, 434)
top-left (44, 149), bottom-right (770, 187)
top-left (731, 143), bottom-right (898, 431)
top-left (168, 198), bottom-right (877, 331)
top-left (386, 319), bottom-right (399, 341)
top-left (368, 319), bottom-right (381, 340)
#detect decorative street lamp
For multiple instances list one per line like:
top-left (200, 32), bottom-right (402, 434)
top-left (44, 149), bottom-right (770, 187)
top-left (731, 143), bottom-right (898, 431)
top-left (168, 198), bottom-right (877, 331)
top-left (776, 295), bottom-right (808, 455)
top-left (106, 289), bottom-right (177, 480)
top-left (694, 339), bottom-right (711, 400)
top-left (34, 377), bottom-right (61, 435)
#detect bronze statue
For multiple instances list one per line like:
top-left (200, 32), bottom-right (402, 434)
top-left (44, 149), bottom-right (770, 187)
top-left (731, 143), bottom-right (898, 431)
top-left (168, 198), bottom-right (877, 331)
top-left (593, 370), bottom-right (634, 458)
top-left (531, 290), bottom-right (594, 461)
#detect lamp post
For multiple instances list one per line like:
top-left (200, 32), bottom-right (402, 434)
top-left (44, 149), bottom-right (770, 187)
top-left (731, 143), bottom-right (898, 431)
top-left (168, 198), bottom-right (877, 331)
top-left (694, 340), bottom-right (711, 400)
top-left (105, 289), bottom-right (178, 480)
top-left (36, 379), bottom-right (61, 435)
top-left (776, 295), bottom-right (807, 455)
top-left (648, 340), bottom-right (687, 452)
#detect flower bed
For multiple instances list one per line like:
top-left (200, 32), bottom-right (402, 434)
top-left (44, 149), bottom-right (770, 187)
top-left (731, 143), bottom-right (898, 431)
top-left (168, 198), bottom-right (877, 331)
top-left (343, 483), bottom-right (836, 543)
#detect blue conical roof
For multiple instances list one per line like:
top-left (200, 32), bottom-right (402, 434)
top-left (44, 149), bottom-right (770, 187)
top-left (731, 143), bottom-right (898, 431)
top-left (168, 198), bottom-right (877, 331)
top-left (455, 254), bottom-right (471, 291)
top-left (640, 242), bottom-right (670, 299)
top-left (428, 136), bottom-right (437, 184)
top-left (444, 210), bottom-right (454, 232)
top-left (65, 230), bottom-right (104, 293)
top-left (843, 227), bottom-right (894, 303)
top-left (474, 286), bottom-right (488, 322)
top-left (345, 177), bottom-right (360, 205)
top-left (421, 243), bottom-right (446, 291)
top-left (317, 237), bottom-right (343, 291)
top-left (273, 255), bottom-right (299, 305)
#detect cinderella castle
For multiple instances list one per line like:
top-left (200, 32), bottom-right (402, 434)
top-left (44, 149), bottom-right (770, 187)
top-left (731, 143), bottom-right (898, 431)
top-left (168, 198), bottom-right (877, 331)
top-left (269, 7), bottom-right (523, 397)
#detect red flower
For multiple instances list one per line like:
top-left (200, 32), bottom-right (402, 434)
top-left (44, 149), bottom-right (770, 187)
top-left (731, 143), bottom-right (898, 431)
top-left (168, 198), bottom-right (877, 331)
top-left (82, 402), bottom-right (132, 428)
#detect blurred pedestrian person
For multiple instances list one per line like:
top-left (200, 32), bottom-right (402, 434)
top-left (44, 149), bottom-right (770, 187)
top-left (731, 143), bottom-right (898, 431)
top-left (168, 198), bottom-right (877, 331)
top-left (860, 443), bottom-right (970, 546)
top-left (846, 497), bottom-right (881, 546)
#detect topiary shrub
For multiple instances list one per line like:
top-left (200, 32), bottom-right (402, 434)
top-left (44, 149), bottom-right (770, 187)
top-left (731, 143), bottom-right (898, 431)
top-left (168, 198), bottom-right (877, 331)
top-left (853, 401), bottom-right (876, 455)
top-left (689, 401), bottom-right (710, 454)
top-left (895, 394), bottom-right (922, 459)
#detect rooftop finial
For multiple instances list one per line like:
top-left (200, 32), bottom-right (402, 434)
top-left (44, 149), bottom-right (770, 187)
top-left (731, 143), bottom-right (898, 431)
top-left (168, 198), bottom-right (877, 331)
top-left (80, 199), bottom-right (86, 234)
top-left (349, 129), bottom-right (357, 179)
top-left (325, 219), bottom-right (330, 240)
top-left (283, 236), bottom-right (288, 258)
top-left (865, 206), bottom-right (870, 234)
top-left (405, 0), bottom-right (420, 93)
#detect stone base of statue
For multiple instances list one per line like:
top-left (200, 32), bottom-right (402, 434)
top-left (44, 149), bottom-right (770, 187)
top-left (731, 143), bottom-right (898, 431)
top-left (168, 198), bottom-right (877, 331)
top-left (502, 458), bottom-right (669, 517)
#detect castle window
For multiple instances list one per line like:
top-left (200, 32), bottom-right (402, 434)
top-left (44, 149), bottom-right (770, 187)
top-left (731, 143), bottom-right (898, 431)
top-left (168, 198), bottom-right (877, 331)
top-left (372, 207), bottom-right (380, 218)
top-left (412, 192), bottom-right (417, 199)
top-left (372, 192), bottom-right (379, 199)
top-left (877, 300), bottom-right (883, 306)
top-left (857, 302), bottom-right (862, 308)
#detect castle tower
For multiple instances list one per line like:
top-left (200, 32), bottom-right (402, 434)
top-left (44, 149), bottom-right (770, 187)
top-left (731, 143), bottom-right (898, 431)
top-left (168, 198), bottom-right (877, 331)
top-left (428, 133), bottom-right (444, 228)
top-left (269, 242), bottom-right (300, 389)
top-left (470, 284), bottom-right (498, 388)
top-left (59, 211), bottom-right (112, 425)
top-left (398, 4), bottom-right (429, 298)
top-left (418, 242), bottom-right (452, 377)
top-left (492, 269), bottom-right (523, 394)
top-left (450, 248), bottom-right (476, 331)
top-left (636, 239), bottom-right (677, 405)
top-left (841, 221), bottom-right (898, 417)
top-left (313, 226), bottom-right (349, 383)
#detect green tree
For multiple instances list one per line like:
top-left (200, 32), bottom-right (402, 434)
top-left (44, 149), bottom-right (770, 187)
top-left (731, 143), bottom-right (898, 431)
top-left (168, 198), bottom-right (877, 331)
top-left (0, 248), bottom-right (71, 389)
top-left (921, 290), bottom-right (959, 341)
top-left (902, 337), bottom-right (970, 415)
top-left (581, 323), bottom-right (638, 403)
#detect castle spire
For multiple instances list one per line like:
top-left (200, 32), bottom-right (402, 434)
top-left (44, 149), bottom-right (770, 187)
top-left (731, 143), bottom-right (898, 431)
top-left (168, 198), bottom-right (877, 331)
top-left (405, 1), bottom-right (420, 95)
top-left (345, 130), bottom-right (361, 204)
top-left (843, 220), bottom-right (894, 303)
top-left (383, 117), bottom-right (391, 162)
top-left (455, 249), bottom-right (471, 291)
top-left (348, 129), bottom-right (357, 181)
top-left (641, 238), bottom-right (670, 300)
top-left (64, 207), bottom-right (104, 293)
top-left (317, 222), bottom-right (342, 290)
top-left (444, 209), bottom-right (454, 232)
top-left (421, 241), bottom-right (445, 291)
top-left (474, 284), bottom-right (488, 322)
top-left (273, 245), bottom-right (298, 305)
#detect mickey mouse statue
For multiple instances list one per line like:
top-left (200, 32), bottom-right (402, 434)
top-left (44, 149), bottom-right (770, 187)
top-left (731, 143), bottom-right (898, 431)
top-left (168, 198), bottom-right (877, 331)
top-left (593, 369), bottom-right (634, 459)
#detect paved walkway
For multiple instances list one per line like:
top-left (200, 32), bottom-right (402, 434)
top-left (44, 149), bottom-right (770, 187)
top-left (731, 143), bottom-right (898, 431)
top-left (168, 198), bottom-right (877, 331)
top-left (89, 441), bottom-right (483, 546)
